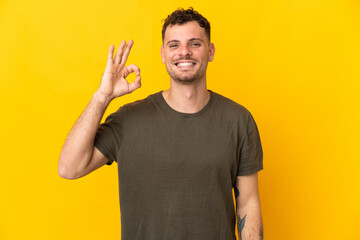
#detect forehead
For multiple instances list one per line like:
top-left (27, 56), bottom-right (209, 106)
top-left (164, 21), bottom-right (207, 43)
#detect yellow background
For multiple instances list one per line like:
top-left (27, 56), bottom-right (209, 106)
top-left (1, 0), bottom-right (359, 239)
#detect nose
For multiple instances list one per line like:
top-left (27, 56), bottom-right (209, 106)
top-left (179, 45), bottom-right (192, 57)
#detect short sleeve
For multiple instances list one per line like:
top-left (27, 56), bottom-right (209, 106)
top-left (94, 107), bottom-right (124, 165)
top-left (237, 111), bottom-right (263, 176)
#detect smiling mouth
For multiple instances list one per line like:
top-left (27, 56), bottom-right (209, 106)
top-left (175, 62), bottom-right (196, 67)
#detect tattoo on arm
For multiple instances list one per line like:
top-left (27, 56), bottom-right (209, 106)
top-left (259, 221), bottom-right (263, 239)
top-left (237, 214), bottom-right (246, 240)
top-left (235, 186), bottom-right (243, 239)
top-left (235, 186), bottom-right (262, 239)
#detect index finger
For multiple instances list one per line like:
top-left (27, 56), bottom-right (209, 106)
top-left (120, 39), bottom-right (134, 65)
top-left (114, 40), bottom-right (126, 65)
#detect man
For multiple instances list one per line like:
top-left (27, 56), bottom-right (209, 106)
top-left (59, 7), bottom-right (263, 240)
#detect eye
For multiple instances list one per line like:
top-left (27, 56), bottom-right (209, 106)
top-left (191, 42), bottom-right (201, 47)
top-left (169, 44), bottom-right (178, 48)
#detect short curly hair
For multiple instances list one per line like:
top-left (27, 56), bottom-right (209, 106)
top-left (161, 7), bottom-right (211, 44)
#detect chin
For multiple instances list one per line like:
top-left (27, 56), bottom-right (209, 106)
top-left (172, 74), bottom-right (200, 85)
top-left (173, 78), bottom-right (197, 85)
top-left (166, 67), bottom-right (203, 85)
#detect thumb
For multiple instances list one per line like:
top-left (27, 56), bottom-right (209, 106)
top-left (128, 75), bottom-right (141, 93)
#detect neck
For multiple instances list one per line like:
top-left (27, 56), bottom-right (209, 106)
top-left (162, 79), bottom-right (210, 114)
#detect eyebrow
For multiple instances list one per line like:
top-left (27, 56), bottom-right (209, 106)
top-left (166, 38), bottom-right (205, 46)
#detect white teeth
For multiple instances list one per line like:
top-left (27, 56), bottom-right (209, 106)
top-left (177, 62), bottom-right (194, 66)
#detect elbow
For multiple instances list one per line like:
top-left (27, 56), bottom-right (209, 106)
top-left (58, 166), bottom-right (76, 180)
top-left (58, 158), bottom-right (79, 180)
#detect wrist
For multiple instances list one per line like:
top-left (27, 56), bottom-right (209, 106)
top-left (93, 91), bottom-right (112, 106)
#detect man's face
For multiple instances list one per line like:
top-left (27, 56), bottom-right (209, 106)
top-left (161, 21), bottom-right (215, 85)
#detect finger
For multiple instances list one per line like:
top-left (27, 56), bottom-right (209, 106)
top-left (114, 40), bottom-right (126, 65)
top-left (126, 64), bottom-right (140, 76)
top-left (128, 75), bottom-right (141, 93)
top-left (106, 44), bottom-right (115, 67)
top-left (120, 39), bottom-right (134, 65)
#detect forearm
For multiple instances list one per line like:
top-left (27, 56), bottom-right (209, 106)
top-left (237, 198), bottom-right (263, 240)
top-left (58, 92), bottom-right (111, 178)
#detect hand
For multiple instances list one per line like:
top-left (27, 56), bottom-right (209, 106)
top-left (97, 40), bottom-right (141, 100)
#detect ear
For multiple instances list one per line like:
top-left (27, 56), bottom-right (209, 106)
top-left (208, 43), bottom-right (215, 62)
top-left (161, 45), bottom-right (165, 63)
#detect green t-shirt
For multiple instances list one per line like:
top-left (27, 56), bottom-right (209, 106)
top-left (95, 90), bottom-right (263, 240)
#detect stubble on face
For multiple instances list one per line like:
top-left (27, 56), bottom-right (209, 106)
top-left (165, 57), bottom-right (206, 85)
top-left (162, 21), bottom-right (212, 86)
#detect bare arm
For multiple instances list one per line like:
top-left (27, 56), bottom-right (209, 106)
top-left (58, 40), bottom-right (141, 179)
top-left (235, 172), bottom-right (263, 240)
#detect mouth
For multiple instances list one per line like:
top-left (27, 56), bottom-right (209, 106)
top-left (174, 61), bottom-right (196, 67)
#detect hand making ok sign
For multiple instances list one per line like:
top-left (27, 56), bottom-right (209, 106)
top-left (97, 40), bottom-right (141, 101)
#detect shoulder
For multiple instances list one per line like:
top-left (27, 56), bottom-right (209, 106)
top-left (121, 91), bottom-right (161, 118)
top-left (210, 91), bottom-right (252, 121)
top-left (102, 92), bottom-right (161, 126)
